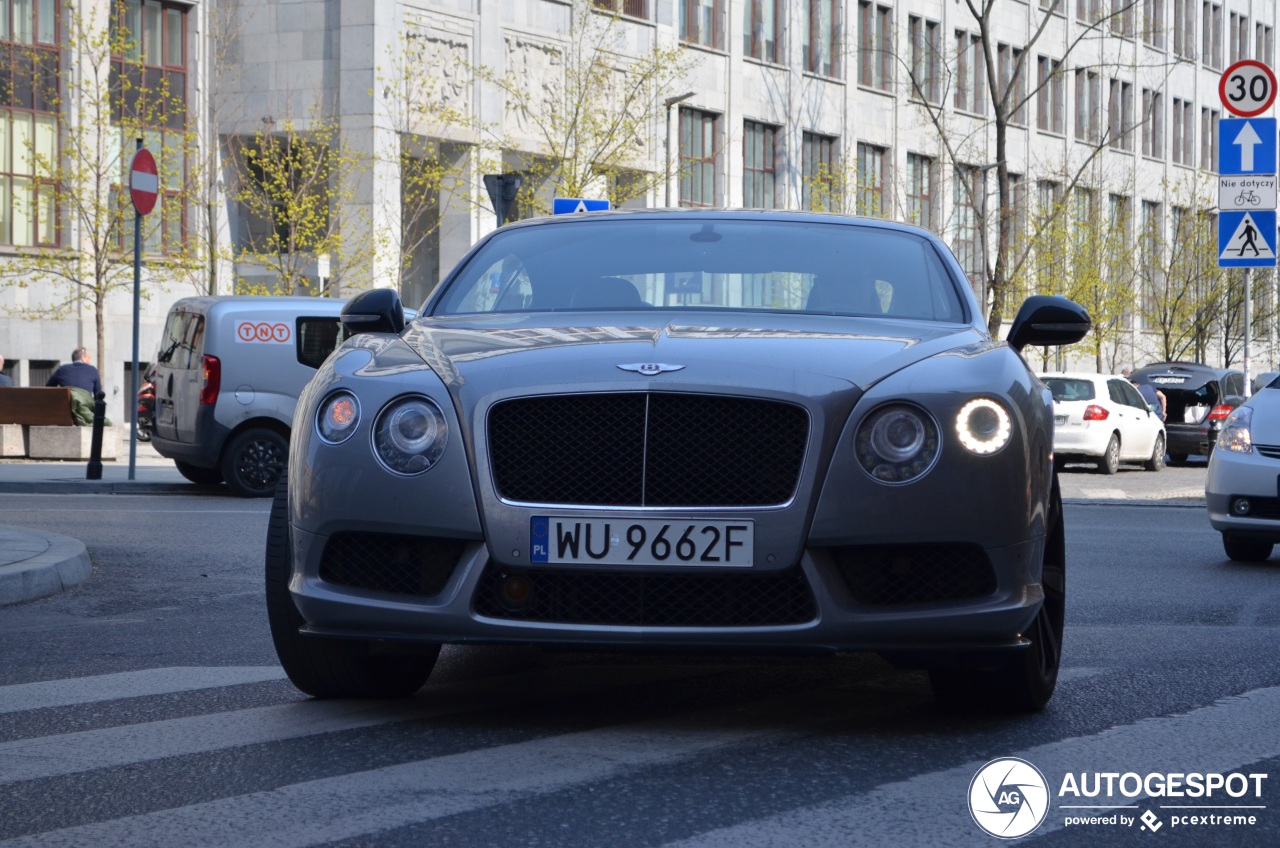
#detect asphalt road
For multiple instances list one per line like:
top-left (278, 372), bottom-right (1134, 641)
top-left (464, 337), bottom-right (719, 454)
top-left (2, 473), bottom-right (1279, 847)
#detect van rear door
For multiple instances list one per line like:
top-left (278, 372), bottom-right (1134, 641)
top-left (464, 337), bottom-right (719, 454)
top-left (154, 309), bottom-right (206, 444)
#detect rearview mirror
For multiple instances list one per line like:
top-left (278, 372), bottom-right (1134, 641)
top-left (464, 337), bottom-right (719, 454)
top-left (1006, 296), bottom-right (1091, 352)
top-left (340, 288), bottom-right (405, 336)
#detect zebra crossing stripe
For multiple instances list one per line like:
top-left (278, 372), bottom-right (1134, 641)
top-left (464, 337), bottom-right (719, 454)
top-left (0, 687), bottom-right (910, 848)
top-left (0, 667), bottom-right (287, 715)
top-left (660, 684), bottom-right (1280, 847)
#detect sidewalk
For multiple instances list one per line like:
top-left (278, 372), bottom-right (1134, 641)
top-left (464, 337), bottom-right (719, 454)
top-left (0, 439), bottom-right (221, 606)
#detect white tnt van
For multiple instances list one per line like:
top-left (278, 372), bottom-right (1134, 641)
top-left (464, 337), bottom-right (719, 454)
top-left (151, 296), bottom-right (348, 497)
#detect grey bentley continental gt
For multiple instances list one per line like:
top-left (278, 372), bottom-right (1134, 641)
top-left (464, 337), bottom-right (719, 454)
top-left (266, 210), bottom-right (1090, 712)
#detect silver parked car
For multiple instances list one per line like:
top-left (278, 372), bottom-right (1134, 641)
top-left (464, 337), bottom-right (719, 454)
top-left (1207, 382), bottom-right (1280, 561)
top-left (266, 211), bottom-right (1090, 713)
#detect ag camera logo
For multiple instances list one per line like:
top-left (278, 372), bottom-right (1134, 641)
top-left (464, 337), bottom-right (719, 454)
top-left (969, 757), bottom-right (1050, 839)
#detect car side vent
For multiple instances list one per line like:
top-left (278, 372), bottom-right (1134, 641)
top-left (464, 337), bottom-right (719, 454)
top-left (319, 533), bottom-right (464, 597)
top-left (828, 544), bottom-right (997, 606)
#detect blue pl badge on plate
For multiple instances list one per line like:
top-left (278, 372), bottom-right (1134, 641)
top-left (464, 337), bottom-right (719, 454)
top-left (530, 516), bottom-right (549, 562)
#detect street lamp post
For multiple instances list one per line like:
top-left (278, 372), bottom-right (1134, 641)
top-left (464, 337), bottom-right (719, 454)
top-left (663, 91), bottom-right (695, 207)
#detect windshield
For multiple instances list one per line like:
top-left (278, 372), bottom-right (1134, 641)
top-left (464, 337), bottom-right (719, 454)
top-left (431, 219), bottom-right (967, 322)
top-left (1044, 378), bottom-right (1095, 402)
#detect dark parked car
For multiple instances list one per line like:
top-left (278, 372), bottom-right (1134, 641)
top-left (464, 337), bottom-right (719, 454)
top-left (1128, 362), bottom-right (1246, 464)
top-left (267, 210), bottom-right (1091, 713)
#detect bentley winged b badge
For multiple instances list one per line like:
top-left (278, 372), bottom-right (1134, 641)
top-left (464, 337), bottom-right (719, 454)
top-left (616, 363), bottom-right (685, 376)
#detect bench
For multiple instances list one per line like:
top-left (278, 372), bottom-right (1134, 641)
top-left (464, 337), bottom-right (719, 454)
top-left (0, 387), bottom-right (119, 459)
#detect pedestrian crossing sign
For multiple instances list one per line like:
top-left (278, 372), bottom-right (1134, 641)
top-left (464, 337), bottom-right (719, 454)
top-left (1219, 209), bottom-right (1278, 267)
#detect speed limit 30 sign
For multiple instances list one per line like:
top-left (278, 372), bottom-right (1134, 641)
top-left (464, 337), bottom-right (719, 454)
top-left (1220, 60), bottom-right (1278, 117)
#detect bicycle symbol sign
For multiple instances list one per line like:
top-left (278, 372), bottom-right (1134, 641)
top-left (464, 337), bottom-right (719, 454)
top-left (1220, 60), bottom-right (1277, 117)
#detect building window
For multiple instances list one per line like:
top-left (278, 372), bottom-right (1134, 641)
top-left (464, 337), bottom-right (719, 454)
top-left (1038, 56), bottom-right (1064, 134)
top-left (679, 108), bottom-right (718, 207)
top-left (1201, 107), bottom-right (1219, 169)
top-left (1108, 79), bottom-right (1133, 150)
top-left (1202, 1), bottom-right (1222, 69)
top-left (1257, 24), bottom-right (1274, 67)
top-left (953, 164), bottom-right (982, 287)
top-left (1075, 69), bottom-right (1101, 143)
top-left (1112, 0), bottom-right (1135, 37)
top-left (802, 131), bottom-right (837, 211)
top-left (858, 1), bottom-right (892, 91)
top-left (908, 16), bottom-right (942, 104)
top-left (1229, 13), bottom-right (1249, 64)
top-left (743, 0), bottom-right (780, 63)
top-left (804, 0), bottom-right (841, 77)
top-left (1142, 89), bottom-right (1164, 158)
top-left (1143, 0), bottom-right (1165, 49)
top-left (743, 121), bottom-right (778, 209)
top-left (1172, 98), bottom-right (1194, 165)
top-left (111, 0), bottom-right (189, 255)
top-left (680, 0), bottom-right (722, 50)
top-left (1173, 0), bottom-right (1196, 59)
top-left (856, 143), bottom-right (887, 217)
top-left (0, 0), bottom-right (59, 247)
top-left (905, 153), bottom-right (936, 231)
top-left (955, 32), bottom-right (985, 115)
top-left (998, 44), bottom-right (1027, 126)
top-left (1077, 0), bottom-right (1103, 24)
top-left (593, 0), bottom-right (651, 21)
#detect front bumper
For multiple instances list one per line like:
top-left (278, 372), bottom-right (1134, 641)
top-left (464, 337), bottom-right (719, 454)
top-left (1207, 446), bottom-right (1280, 539)
top-left (289, 528), bottom-right (1045, 655)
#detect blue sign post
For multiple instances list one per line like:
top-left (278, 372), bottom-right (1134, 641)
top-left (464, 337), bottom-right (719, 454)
top-left (1219, 118), bottom-right (1278, 174)
top-left (553, 198), bottom-right (611, 214)
top-left (1218, 209), bottom-right (1277, 267)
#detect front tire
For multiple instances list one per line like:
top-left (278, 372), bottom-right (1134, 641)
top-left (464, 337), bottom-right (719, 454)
top-left (222, 428), bottom-right (289, 498)
top-left (174, 460), bottom-right (223, 486)
top-left (930, 477), bottom-right (1064, 713)
top-left (1097, 434), bottom-right (1120, 475)
top-left (1144, 434), bottom-right (1166, 472)
top-left (1223, 533), bottom-right (1274, 562)
top-left (265, 478), bottom-right (440, 698)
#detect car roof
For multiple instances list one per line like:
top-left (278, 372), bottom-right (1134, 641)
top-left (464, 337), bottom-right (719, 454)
top-left (492, 207), bottom-right (942, 239)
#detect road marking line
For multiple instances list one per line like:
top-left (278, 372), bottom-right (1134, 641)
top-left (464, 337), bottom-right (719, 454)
top-left (660, 685), bottom-right (1280, 847)
top-left (0, 688), bottom-right (911, 848)
top-left (0, 668), bottom-right (287, 715)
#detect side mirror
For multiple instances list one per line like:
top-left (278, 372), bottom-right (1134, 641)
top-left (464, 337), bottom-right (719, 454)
top-left (1006, 295), bottom-right (1091, 352)
top-left (340, 288), bottom-right (405, 336)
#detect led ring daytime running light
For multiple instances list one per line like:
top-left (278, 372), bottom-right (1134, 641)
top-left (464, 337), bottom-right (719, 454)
top-left (956, 398), bottom-right (1011, 455)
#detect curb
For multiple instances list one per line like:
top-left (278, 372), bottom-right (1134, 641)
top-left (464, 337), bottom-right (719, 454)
top-left (0, 481), bottom-right (216, 495)
top-left (0, 528), bottom-right (92, 606)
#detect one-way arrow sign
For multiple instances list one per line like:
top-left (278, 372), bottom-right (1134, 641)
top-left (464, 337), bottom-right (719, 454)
top-left (1220, 118), bottom-right (1278, 175)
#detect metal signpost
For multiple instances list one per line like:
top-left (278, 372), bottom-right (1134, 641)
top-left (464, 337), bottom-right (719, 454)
top-left (128, 141), bottom-right (157, 480)
top-left (1219, 60), bottom-right (1279, 395)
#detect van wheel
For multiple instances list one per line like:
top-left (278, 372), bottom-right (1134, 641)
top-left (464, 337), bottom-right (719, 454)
top-left (222, 428), bottom-right (288, 498)
top-left (265, 478), bottom-right (439, 698)
top-left (174, 461), bottom-right (224, 486)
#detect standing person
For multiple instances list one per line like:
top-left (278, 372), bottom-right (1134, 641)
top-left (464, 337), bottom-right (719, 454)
top-left (46, 347), bottom-right (102, 397)
top-left (1125, 369), bottom-right (1166, 422)
top-left (0, 355), bottom-right (13, 386)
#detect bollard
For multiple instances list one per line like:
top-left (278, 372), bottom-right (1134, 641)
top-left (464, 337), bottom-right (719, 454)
top-left (86, 390), bottom-right (106, 480)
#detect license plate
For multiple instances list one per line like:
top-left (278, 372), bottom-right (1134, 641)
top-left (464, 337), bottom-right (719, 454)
top-left (530, 516), bottom-right (754, 566)
top-left (1054, 414), bottom-right (1068, 425)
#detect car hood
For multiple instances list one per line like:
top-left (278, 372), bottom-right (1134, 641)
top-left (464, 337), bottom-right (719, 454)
top-left (396, 313), bottom-right (992, 400)
top-left (1245, 390), bottom-right (1280, 443)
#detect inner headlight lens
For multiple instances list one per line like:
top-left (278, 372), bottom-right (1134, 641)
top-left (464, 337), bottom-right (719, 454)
top-left (373, 396), bottom-right (448, 474)
top-left (316, 392), bottom-right (360, 444)
top-left (956, 398), bottom-right (1012, 455)
top-left (855, 404), bottom-right (940, 484)
top-left (1219, 406), bottom-right (1253, 453)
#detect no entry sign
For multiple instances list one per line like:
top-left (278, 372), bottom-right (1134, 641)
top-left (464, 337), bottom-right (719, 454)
top-left (129, 148), bottom-right (158, 215)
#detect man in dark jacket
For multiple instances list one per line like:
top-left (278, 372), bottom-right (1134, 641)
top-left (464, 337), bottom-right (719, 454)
top-left (47, 347), bottom-right (102, 397)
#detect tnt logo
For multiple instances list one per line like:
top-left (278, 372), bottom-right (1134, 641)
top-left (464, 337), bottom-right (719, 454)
top-left (969, 757), bottom-right (1050, 839)
top-left (1140, 810), bottom-right (1163, 832)
top-left (236, 321), bottom-right (291, 343)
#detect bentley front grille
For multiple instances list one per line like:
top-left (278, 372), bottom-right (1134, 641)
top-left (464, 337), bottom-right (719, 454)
top-left (488, 393), bottom-right (809, 507)
top-left (474, 564), bottom-right (817, 626)
top-left (829, 544), bottom-right (998, 606)
top-left (319, 532), bottom-right (465, 597)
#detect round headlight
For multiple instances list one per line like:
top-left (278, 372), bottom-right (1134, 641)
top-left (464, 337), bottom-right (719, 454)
top-left (956, 398), bottom-right (1012, 455)
top-left (316, 391), bottom-right (360, 444)
top-left (855, 403), bottom-right (940, 484)
top-left (373, 396), bottom-right (448, 475)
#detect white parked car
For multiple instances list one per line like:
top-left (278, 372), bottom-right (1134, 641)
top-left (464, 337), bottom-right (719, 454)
top-left (1040, 372), bottom-right (1166, 473)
